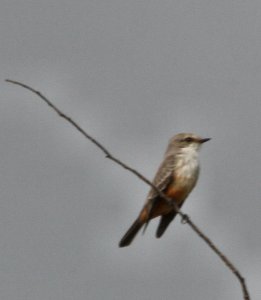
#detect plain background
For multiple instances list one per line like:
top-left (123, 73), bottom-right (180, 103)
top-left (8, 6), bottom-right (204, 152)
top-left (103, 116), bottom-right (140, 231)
top-left (1, 1), bottom-right (261, 299)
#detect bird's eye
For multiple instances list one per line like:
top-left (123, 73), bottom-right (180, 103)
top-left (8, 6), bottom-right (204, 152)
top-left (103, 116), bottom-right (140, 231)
top-left (184, 137), bottom-right (193, 142)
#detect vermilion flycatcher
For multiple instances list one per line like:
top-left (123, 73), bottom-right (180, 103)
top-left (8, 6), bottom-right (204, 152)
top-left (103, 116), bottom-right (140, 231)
top-left (119, 133), bottom-right (210, 247)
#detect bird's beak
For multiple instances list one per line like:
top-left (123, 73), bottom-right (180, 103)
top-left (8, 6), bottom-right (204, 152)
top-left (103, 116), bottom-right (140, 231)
top-left (199, 137), bottom-right (211, 144)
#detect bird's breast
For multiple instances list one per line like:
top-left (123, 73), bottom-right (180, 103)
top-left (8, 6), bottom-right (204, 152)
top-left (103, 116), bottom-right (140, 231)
top-left (173, 150), bottom-right (200, 196)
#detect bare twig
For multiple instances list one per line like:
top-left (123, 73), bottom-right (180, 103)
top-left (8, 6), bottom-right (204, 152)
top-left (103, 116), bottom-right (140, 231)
top-left (5, 79), bottom-right (250, 300)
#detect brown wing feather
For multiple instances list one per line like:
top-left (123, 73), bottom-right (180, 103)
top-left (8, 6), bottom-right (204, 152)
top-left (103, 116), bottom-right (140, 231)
top-left (119, 155), bottom-right (177, 245)
top-left (144, 155), bottom-right (176, 222)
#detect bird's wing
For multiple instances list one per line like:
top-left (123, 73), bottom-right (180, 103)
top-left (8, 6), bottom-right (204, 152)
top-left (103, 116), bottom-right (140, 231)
top-left (146, 155), bottom-right (176, 202)
top-left (144, 155), bottom-right (176, 222)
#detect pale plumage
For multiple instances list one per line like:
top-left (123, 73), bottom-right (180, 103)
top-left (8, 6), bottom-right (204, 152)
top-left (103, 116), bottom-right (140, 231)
top-left (119, 133), bottom-right (210, 247)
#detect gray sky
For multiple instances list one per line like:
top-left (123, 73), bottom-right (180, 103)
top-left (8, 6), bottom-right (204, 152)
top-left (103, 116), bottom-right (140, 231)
top-left (1, 1), bottom-right (261, 299)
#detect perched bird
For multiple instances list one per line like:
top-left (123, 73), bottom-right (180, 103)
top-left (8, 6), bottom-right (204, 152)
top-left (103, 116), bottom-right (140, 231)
top-left (119, 133), bottom-right (210, 247)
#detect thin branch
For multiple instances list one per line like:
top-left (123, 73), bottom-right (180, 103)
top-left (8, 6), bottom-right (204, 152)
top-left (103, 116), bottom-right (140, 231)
top-left (5, 79), bottom-right (250, 300)
top-left (187, 220), bottom-right (249, 300)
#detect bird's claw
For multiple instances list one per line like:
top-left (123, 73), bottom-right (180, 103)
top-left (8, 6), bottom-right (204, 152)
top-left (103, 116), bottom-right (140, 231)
top-left (181, 214), bottom-right (189, 224)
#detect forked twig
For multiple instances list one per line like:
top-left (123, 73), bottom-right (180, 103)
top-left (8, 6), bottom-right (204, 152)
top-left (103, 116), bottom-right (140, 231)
top-left (5, 79), bottom-right (250, 300)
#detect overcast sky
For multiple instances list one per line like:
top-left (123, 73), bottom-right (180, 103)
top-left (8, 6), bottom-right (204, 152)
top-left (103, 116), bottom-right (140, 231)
top-left (1, 1), bottom-right (261, 299)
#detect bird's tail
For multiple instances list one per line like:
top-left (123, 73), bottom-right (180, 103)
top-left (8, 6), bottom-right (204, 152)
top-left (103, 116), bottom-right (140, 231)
top-left (119, 218), bottom-right (144, 247)
top-left (156, 211), bottom-right (176, 238)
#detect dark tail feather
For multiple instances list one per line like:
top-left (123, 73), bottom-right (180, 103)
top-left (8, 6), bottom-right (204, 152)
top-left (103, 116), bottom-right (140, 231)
top-left (119, 218), bottom-right (144, 247)
top-left (156, 212), bottom-right (176, 238)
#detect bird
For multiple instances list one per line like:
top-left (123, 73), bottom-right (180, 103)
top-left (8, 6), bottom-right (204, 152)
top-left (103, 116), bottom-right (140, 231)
top-left (119, 133), bottom-right (210, 247)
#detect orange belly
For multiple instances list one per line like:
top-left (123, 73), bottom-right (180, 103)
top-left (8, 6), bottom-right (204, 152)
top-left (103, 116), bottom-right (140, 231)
top-left (139, 185), bottom-right (188, 222)
top-left (165, 185), bottom-right (189, 204)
